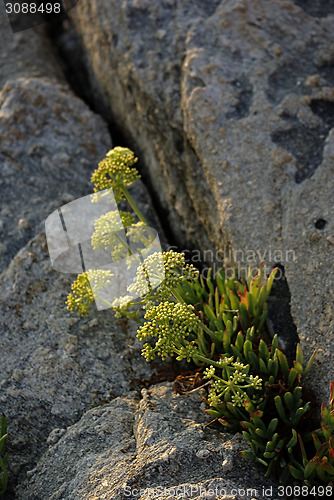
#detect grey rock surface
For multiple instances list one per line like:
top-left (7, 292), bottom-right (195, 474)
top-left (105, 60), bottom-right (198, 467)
top-left (0, 8), bottom-right (163, 494)
top-left (0, 6), bottom-right (113, 274)
top-left (0, 233), bottom-right (153, 488)
top-left (0, 77), bottom-right (112, 274)
top-left (69, 0), bottom-right (334, 403)
top-left (17, 382), bottom-right (280, 500)
top-left (0, 4), bottom-right (64, 90)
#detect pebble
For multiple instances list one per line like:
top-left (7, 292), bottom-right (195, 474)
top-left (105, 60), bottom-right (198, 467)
top-left (11, 369), bottom-right (25, 383)
top-left (18, 218), bottom-right (31, 230)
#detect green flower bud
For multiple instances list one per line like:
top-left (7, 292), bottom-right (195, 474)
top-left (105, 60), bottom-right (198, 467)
top-left (91, 147), bottom-right (140, 203)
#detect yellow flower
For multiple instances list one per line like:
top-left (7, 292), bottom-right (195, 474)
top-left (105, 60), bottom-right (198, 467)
top-left (91, 147), bottom-right (140, 202)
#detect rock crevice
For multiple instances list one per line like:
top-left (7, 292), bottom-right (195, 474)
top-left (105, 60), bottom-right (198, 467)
top-left (66, 0), bottom-right (334, 404)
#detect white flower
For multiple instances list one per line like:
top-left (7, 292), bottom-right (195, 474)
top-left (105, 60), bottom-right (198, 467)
top-left (217, 356), bottom-right (234, 368)
top-left (232, 371), bottom-right (247, 383)
top-left (111, 295), bottom-right (134, 308)
top-left (231, 392), bottom-right (245, 407)
top-left (203, 366), bottom-right (215, 379)
top-left (249, 375), bottom-right (262, 389)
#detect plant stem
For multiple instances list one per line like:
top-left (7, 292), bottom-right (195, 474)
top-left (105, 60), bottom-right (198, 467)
top-left (95, 296), bottom-right (117, 309)
top-left (194, 353), bottom-right (227, 369)
top-left (121, 186), bottom-right (155, 241)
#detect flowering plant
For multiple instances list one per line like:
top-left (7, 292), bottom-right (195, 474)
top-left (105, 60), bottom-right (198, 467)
top-left (66, 148), bottom-right (331, 489)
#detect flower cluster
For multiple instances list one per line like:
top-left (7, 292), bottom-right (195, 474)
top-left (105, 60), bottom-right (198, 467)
top-left (91, 147), bottom-right (140, 203)
top-left (66, 269), bottom-right (113, 316)
top-left (66, 272), bottom-right (94, 316)
top-left (111, 294), bottom-right (144, 323)
top-left (163, 249), bottom-right (199, 285)
top-left (137, 302), bottom-right (200, 361)
top-left (128, 249), bottom-right (199, 305)
top-left (126, 222), bottom-right (150, 245)
top-left (91, 210), bottom-right (135, 253)
top-left (128, 251), bottom-right (164, 300)
top-left (86, 269), bottom-right (113, 293)
top-left (111, 295), bottom-right (135, 310)
top-left (203, 357), bottom-right (263, 408)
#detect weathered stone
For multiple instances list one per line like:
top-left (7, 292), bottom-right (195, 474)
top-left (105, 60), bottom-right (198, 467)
top-left (68, 0), bottom-right (334, 403)
top-left (17, 382), bottom-right (280, 500)
top-left (0, 6), bottom-right (167, 497)
top-left (0, 6), bottom-right (113, 274)
top-left (0, 233), bottom-right (153, 491)
top-left (0, 5), bottom-right (64, 89)
top-left (0, 77), bottom-right (112, 273)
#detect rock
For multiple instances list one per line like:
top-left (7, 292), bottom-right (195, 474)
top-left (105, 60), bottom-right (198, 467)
top-left (0, 4), bottom-right (166, 496)
top-left (17, 382), bottom-right (280, 500)
top-left (0, 5), bottom-right (64, 89)
top-left (0, 6), bottom-right (113, 274)
top-left (0, 233), bottom-right (153, 490)
top-left (68, 0), bottom-right (334, 403)
top-left (0, 77), bottom-right (112, 274)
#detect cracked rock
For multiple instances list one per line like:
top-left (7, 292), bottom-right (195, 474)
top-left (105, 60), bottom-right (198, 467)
top-left (68, 0), bottom-right (334, 403)
top-left (17, 383), bottom-right (280, 500)
top-left (0, 233), bottom-right (153, 490)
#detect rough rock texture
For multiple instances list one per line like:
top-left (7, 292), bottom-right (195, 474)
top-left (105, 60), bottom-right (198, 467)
top-left (0, 77), bottom-right (112, 273)
top-left (0, 9), bottom-right (159, 496)
top-left (0, 3), bottom-right (64, 89)
top-left (69, 0), bottom-right (334, 403)
top-left (0, 233), bottom-right (153, 492)
top-left (0, 4), bottom-right (113, 273)
top-left (17, 383), bottom-right (280, 500)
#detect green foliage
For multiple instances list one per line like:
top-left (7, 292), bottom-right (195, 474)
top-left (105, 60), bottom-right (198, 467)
top-left (289, 381), bottom-right (334, 486)
top-left (127, 253), bottom-right (278, 367)
top-left (240, 386), bottom-right (312, 483)
top-left (0, 415), bottom-right (8, 496)
top-left (176, 262), bottom-right (277, 337)
top-left (67, 147), bottom-right (331, 491)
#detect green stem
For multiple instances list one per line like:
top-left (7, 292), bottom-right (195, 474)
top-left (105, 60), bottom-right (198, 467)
top-left (170, 288), bottom-right (187, 304)
top-left (115, 233), bottom-right (133, 256)
top-left (199, 321), bottom-right (218, 339)
top-left (121, 186), bottom-right (155, 241)
top-left (194, 354), bottom-right (227, 369)
top-left (96, 296), bottom-right (117, 309)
